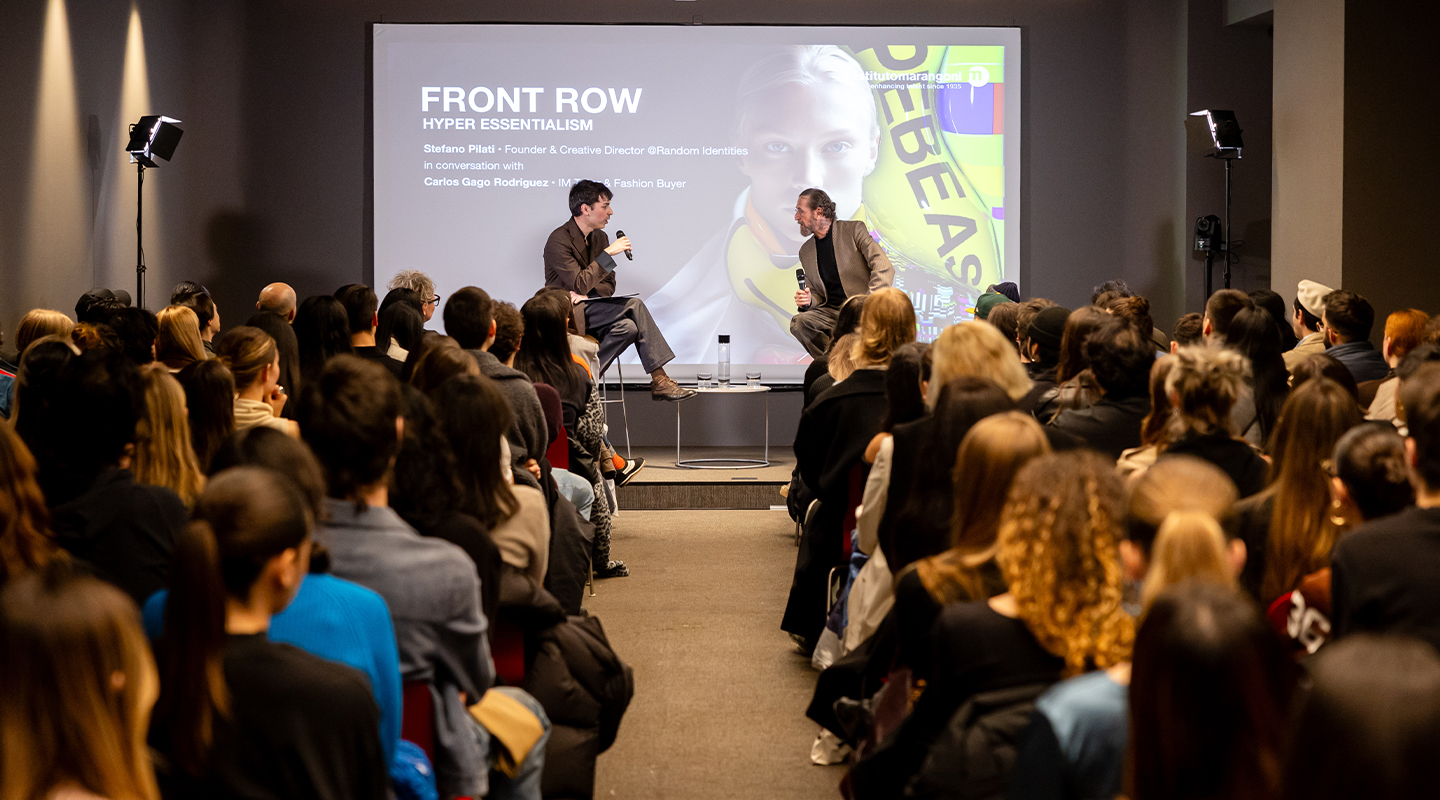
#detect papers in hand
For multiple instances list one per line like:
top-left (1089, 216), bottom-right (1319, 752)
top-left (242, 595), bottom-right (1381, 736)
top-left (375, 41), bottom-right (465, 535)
top-left (575, 293), bottom-right (639, 303)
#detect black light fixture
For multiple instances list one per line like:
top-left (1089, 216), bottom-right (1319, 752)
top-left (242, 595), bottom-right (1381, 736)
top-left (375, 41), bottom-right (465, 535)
top-left (124, 115), bottom-right (183, 308)
top-left (1186, 109), bottom-right (1242, 297)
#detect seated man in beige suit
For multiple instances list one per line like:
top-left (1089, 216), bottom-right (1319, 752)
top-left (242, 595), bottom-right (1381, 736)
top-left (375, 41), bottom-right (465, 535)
top-left (1283, 279), bottom-right (1334, 375)
top-left (789, 188), bottom-right (895, 359)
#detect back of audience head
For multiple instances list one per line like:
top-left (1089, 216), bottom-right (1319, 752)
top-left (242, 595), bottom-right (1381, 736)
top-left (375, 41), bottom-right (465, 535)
top-left (334, 283), bottom-right (380, 340)
top-left (156, 466), bottom-right (312, 775)
top-left (1382, 309), bottom-right (1430, 368)
top-left (172, 289), bottom-right (218, 341)
top-left (488, 300), bottom-right (524, 365)
top-left (390, 386), bottom-right (463, 532)
top-left (169, 281), bottom-right (206, 304)
top-left (298, 356), bottom-right (402, 505)
top-left (1291, 352), bottom-right (1359, 403)
top-left (1024, 305), bottom-right (1068, 369)
top-left (0, 562), bottom-right (159, 800)
top-left (1230, 305), bottom-right (1291, 439)
top-left (1203, 288), bottom-right (1255, 344)
top-left (71, 322), bottom-right (120, 353)
top-left (1124, 457), bottom-right (1241, 597)
top-left (929, 321), bottom-right (1031, 405)
top-left (209, 427), bottom-right (328, 524)
top-left (293, 295), bottom-right (353, 374)
top-left (24, 349), bottom-right (144, 507)
top-left (408, 336), bottom-right (480, 394)
top-left (75, 288), bottom-right (123, 325)
top-left (375, 299), bottom-right (426, 360)
top-left (1056, 305), bottom-right (1109, 383)
top-left (244, 309), bottom-right (301, 396)
top-left (444, 286), bottom-right (495, 351)
top-left (1399, 362), bottom-right (1440, 496)
top-left (1248, 289), bottom-right (1296, 350)
top-left (827, 333), bottom-right (860, 381)
top-left (985, 301), bottom-right (1021, 353)
top-left (515, 292), bottom-right (582, 395)
top-left (0, 423), bottom-right (63, 585)
top-left (256, 282), bottom-right (297, 321)
top-left (945, 411), bottom-right (1049, 563)
top-left (1128, 582), bottom-right (1294, 800)
top-left (997, 450), bottom-right (1133, 675)
top-left (431, 374), bottom-right (520, 529)
top-left (1171, 312), bottom-right (1204, 350)
top-left (1016, 298), bottom-right (1057, 352)
top-left (852, 287), bottom-right (915, 368)
top-left (102, 306), bottom-right (159, 365)
top-left (1138, 356), bottom-right (1175, 446)
top-left (388, 270), bottom-right (438, 321)
top-left (10, 336), bottom-right (78, 436)
top-left (881, 342), bottom-right (930, 431)
top-left (1322, 290), bottom-right (1374, 345)
top-left (1329, 423), bottom-right (1413, 525)
top-left (1090, 279), bottom-right (1132, 304)
top-left (1140, 512), bottom-right (1238, 610)
top-left (1106, 295), bottom-right (1155, 339)
top-left (134, 364), bottom-right (205, 507)
top-left (177, 360), bottom-right (236, 475)
top-left (827, 294), bottom-right (867, 355)
top-left (215, 326), bottom-right (279, 396)
top-left (1262, 378), bottom-right (1363, 601)
top-left (1282, 635), bottom-right (1440, 800)
top-left (155, 305), bottom-right (205, 368)
top-left (1164, 344), bottom-right (1247, 442)
top-left (15, 309), bottom-right (75, 360)
top-left (1083, 315), bottom-right (1153, 399)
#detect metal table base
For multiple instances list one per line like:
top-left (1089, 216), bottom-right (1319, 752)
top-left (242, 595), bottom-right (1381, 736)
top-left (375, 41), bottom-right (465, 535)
top-left (674, 385), bottom-right (771, 469)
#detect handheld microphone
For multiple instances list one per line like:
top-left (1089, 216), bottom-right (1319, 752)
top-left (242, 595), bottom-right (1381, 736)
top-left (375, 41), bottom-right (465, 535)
top-left (795, 268), bottom-right (806, 291)
top-left (615, 230), bottom-right (633, 261)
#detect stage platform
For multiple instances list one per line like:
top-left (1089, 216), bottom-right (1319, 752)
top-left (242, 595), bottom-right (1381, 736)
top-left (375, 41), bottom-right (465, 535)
top-left (614, 447), bottom-right (793, 511)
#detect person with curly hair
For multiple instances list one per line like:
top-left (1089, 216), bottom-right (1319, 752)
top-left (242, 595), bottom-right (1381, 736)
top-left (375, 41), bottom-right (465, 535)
top-left (1158, 344), bottom-right (1269, 497)
top-left (849, 450), bottom-right (1134, 797)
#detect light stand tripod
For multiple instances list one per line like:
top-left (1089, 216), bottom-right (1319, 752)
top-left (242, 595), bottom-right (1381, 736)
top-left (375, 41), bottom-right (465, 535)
top-left (135, 162), bottom-right (146, 308)
top-left (123, 115), bottom-right (183, 308)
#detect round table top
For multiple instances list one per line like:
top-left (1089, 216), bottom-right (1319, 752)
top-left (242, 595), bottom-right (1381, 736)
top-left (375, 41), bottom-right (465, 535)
top-left (685, 383), bottom-right (772, 393)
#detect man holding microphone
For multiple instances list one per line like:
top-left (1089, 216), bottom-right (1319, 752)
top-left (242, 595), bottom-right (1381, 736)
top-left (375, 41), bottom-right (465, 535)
top-left (790, 188), bottom-right (895, 358)
top-left (543, 180), bottom-right (693, 400)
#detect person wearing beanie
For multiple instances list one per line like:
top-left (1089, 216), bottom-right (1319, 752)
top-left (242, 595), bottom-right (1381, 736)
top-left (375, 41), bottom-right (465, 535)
top-left (1285, 279), bottom-right (1334, 374)
top-left (1019, 305), bottom-right (1071, 421)
top-left (989, 281), bottom-right (1021, 304)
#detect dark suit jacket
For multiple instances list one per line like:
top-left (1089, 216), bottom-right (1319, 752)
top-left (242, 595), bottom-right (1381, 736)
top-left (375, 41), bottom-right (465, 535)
top-left (543, 218), bottom-right (618, 333)
top-left (797, 219), bottom-right (895, 308)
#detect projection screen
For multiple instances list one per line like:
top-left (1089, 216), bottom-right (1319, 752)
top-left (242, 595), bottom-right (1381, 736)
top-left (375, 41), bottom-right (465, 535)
top-left (372, 24), bottom-right (1021, 381)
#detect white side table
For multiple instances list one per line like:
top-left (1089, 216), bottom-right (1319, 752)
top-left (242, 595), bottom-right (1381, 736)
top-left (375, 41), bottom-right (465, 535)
top-left (674, 384), bottom-right (771, 469)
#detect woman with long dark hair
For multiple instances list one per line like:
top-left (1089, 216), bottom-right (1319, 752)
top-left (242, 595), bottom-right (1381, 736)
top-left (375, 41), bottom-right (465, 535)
top-left (177, 359), bottom-right (236, 475)
top-left (150, 467), bottom-right (386, 798)
top-left (432, 375), bottom-right (550, 584)
top-left (293, 295), bottom-right (353, 376)
top-left (376, 294), bottom-right (425, 362)
top-left (1128, 582), bottom-right (1295, 800)
top-left (1227, 306), bottom-right (1290, 446)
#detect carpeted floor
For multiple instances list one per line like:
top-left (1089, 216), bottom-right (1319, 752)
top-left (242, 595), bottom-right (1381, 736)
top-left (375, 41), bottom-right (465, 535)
top-left (586, 509), bottom-right (843, 799)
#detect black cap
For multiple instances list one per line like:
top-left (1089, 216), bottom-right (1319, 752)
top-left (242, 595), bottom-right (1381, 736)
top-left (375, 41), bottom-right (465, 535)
top-left (76, 287), bottom-right (117, 319)
top-left (1029, 306), bottom-right (1071, 350)
top-left (719, 335), bottom-right (730, 343)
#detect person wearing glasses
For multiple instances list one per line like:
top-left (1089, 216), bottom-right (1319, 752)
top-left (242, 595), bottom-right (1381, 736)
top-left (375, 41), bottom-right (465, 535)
top-left (388, 270), bottom-right (441, 322)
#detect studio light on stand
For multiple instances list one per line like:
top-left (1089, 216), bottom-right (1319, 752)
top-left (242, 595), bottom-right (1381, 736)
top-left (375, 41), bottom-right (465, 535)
top-left (1186, 109), bottom-right (1242, 297)
top-left (124, 115), bottom-right (183, 308)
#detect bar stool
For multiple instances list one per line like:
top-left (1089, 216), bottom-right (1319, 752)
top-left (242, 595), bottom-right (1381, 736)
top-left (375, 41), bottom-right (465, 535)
top-left (597, 359), bottom-right (632, 459)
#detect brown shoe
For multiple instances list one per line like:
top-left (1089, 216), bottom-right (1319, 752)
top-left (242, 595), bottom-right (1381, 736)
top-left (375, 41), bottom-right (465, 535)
top-left (650, 374), bottom-right (695, 401)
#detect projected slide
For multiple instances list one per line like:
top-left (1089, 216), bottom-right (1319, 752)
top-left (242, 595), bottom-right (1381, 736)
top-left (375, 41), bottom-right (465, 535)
top-left (373, 25), bottom-right (1021, 373)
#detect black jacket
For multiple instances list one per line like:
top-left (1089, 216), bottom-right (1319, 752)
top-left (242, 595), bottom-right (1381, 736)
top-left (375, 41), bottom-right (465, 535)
top-left (1050, 394), bottom-right (1151, 461)
top-left (50, 467), bottom-right (187, 605)
top-left (1162, 431), bottom-right (1269, 498)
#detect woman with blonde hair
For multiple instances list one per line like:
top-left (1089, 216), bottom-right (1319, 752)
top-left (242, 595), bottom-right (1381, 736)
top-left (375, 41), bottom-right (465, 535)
top-left (1159, 344), bottom-right (1268, 497)
top-left (1009, 455), bottom-right (1244, 800)
top-left (154, 305), bottom-right (206, 373)
top-left (895, 412), bottom-right (1051, 679)
top-left (215, 326), bottom-right (298, 437)
top-left (0, 563), bottom-right (160, 800)
top-left (133, 365), bottom-right (206, 506)
top-left (851, 286), bottom-right (916, 368)
top-left (0, 424), bottom-right (64, 585)
top-left (928, 320), bottom-right (1031, 405)
top-left (852, 450), bottom-right (1134, 797)
top-left (14, 309), bottom-right (75, 360)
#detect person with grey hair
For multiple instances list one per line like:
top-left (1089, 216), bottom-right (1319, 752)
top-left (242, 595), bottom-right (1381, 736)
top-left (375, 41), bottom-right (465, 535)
top-left (388, 269), bottom-right (439, 321)
top-left (790, 186), bottom-right (894, 358)
top-left (648, 44), bottom-right (885, 363)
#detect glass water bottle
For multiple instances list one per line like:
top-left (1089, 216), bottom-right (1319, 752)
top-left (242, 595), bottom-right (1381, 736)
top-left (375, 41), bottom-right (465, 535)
top-left (717, 335), bottom-right (731, 387)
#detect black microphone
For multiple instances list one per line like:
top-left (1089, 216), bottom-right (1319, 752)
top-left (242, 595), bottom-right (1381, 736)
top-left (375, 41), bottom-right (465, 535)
top-left (795, 268), bottom-right (806, 291)
top-left (615, 230), bottom-right (633, 261)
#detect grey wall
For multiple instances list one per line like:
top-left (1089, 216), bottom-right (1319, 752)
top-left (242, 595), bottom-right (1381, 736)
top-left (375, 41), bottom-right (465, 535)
top-left (4, 0), bottom-right (1210, 350)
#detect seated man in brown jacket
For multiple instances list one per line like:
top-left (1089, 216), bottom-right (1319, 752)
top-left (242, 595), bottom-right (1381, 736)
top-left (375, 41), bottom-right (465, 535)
top-left (542, 180), bottom-right (692, 401)
top-left (790, 187), bottom-right (895, 359)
